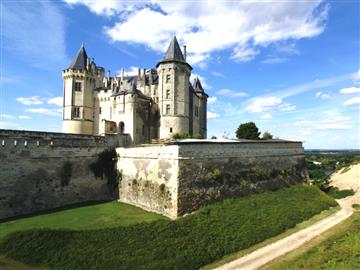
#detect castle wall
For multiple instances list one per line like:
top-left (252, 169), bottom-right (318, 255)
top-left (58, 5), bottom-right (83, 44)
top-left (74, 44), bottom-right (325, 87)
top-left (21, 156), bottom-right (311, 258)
top-left (117, 140), bottom-right (307, 219)
top-left (0, 129), bottom-right (130, 220)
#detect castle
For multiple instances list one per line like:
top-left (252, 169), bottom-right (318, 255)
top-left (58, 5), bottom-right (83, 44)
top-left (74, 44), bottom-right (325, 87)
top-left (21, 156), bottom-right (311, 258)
top-left (62, 37), bottom-right (208, 144)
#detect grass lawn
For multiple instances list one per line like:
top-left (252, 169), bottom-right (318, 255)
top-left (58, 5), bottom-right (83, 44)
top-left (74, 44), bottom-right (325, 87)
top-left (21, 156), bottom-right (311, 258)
top-left (261, 211), bottom-right (360, 270)
top-left (0, 201), bottom-right (167, 240)
top-left (0, 185), bottom-right (337, 270)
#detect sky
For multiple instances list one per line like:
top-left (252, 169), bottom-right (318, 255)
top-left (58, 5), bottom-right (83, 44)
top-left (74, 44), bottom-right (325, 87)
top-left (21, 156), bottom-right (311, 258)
top-left (1, 0), bottom-right (359, 149)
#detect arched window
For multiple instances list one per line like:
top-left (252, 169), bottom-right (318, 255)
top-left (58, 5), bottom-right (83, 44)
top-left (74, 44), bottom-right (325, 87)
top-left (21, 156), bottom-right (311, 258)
top-left (119, 122), bottom-right (125, 134)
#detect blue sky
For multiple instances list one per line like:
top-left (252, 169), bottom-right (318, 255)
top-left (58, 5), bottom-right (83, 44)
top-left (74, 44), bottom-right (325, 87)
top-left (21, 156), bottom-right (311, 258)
top-left (1, 0), bottom-right (359, 149)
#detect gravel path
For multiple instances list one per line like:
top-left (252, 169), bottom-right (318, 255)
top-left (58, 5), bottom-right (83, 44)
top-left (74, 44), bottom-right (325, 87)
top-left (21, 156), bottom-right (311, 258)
top-left (214, 165), bottom-right (359, 270)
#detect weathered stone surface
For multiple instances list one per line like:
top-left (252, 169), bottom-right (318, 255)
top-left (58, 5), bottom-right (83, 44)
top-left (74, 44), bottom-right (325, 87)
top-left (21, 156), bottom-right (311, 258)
top-left (117, 140), bottom-right (308, 219)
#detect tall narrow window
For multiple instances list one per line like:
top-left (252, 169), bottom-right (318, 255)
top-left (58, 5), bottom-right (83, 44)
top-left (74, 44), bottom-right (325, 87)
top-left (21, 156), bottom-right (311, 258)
top-left (99, 107), bottom-right (102, 114)
top-left (166, 104), bottom-right (171, 115)
top-left (166, 89), bottom-right (171, 99)
top-left (166, 74), bottom-right (171, 83)
top-left (170, 128), bottom-right (173, 133)
top-left (74, 82), bottom-right (82, 92)
top-left (142, 125), bottom-right (145, 135)
top-left (73, 107), bottom-right (80, 118)
top-left (195, 106), bottom-right (199, 117)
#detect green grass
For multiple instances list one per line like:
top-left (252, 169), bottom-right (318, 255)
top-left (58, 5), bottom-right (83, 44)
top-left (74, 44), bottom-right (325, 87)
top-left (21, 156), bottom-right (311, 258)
top-left (327, 187), bottom-right (355, 199)
top-left (261, 211), bottom-right (360, 270)
top-left (0, 201), bottom-right (167, 240)
top-left (0, 185), bottom-right (337, 270)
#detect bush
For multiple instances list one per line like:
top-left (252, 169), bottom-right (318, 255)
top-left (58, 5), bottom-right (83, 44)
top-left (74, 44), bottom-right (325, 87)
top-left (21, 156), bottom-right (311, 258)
top-left (236, 122), bottom-right (260, 140)
top-left (172, 132), bottom-right (203, 139)
top-left (327, 187), bottom-right (355, 199)
top-left (0, 185), bottom-right (337, 270)
top-left (261, 131), bottom-right (273, 140)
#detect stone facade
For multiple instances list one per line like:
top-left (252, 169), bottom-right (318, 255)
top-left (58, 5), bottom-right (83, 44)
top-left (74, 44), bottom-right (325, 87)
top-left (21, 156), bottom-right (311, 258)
top-left (117, 140), bottom-right (308, 219)
top-left (0, 129), bottom-right (130, 220)
top-left (62, 37), bottom-right (208, 144)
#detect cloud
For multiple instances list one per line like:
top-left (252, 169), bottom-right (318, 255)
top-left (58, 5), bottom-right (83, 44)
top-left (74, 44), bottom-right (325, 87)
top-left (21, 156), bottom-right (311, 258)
top-left (261, 57), bottom-right (289, 64)
top-left (315, 123), bottom-right (354, 130)
top-left (26, 108), bottom-right (62, 117)
top-left (208, 97), bottom-right (217, 105)
top-left (246, 96), bottom-right (282, 113)
top-left (340, 87), bottom-right (360, 95)
top-left (19, 115), bottom-right (31, 119)
top-left (261, 113), bottom-right (272, 120)
top-left (207, 111), bottom-right (220, 119)
top-left (279, 103), bottom-right (296, 111)
top-left (315, 91), bottom-right (331, 99)
top-left (217, 89), bottom-right (248, 98)
top-left (0, 114), bottom-right (16, 119)
top-left (344, 97), bottom-right (360, 106)
top-left (47, 97), bottom-right (63, 107)
top-left (16, 96), bottom-right (44, 105)
top-left (65, 0), bottom-right (329, 65)
top-left (294, 112), bottom-right (353, 130)
top-left (211, 72), bottom-right (225, 78)
top-left (2, 0), bottom-right (68, 68)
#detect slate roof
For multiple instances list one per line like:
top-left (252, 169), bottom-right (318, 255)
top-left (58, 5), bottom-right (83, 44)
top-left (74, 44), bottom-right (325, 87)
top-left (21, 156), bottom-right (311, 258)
top-left (163, 36), bottom-right (185, 62)
top-left (68, 44), bottom-right (88, 70)
top-left (193, 77), bottom-right (204, 92)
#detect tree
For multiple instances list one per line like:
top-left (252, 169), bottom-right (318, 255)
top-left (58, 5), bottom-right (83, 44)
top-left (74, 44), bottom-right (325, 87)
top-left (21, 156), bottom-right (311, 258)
top-left (236, 122), bottom-right (260, 140)
top-left (261, 131), bottom-right (273, 140)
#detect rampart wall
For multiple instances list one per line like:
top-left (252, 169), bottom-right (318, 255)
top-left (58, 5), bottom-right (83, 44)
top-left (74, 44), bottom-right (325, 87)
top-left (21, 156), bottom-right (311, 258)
top-left (117, 140), bottom-right (308, 219)
top-left (0, 129), bottom-right (130, 220)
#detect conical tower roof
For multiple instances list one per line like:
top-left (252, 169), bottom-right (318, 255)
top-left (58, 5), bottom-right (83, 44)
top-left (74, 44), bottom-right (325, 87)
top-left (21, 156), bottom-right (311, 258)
top-left (68, 44), bottom-right (88, 70)
top-left (163, 36), bottom-right (185, 62)
top-left (156, 36), bottom-right (192, 69)
top-left (193, 77), bottom-right (204, 92)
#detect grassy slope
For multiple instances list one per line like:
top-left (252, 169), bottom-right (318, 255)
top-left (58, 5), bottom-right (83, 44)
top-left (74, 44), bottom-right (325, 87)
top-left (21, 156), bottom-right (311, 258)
top-left (0, 201), bottom-right (167, 240)
top-left (0, 185), bottom-right (337, 270)
top-left (261, 211), bottom-right (360, 270)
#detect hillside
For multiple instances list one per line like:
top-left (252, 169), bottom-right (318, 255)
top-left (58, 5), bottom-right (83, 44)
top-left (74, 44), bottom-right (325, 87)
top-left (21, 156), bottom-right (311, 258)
top-left (0, 185), bottom-right (337, 270)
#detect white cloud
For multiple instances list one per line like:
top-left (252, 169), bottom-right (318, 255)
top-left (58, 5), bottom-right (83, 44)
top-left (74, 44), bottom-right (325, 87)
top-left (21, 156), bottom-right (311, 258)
top-left (207, 111), bottom-right (220, 119)
top-left (315, 91), bottom-right (331, 99)
top-left (261, 57), bottom-right (289, 64)
top-left (208, 97), bottom-right (217, 105)
top-left (279, 103), bottom-right (296, 111)
top-left (3, 0), bottom-right (68, 68)
top-left (246, 96), bottom-right (282, 113)
top-left (26, 108), bottom-right (62, 117)
top-left (0, 114), bottom-right (16, 119)
top-left (261, 113), bottom-right (272, 120)
top-left (211, 71), bottom-right (225, 78)
top-left (65, 0), bottom-right (329, 65)
top-left (19, 115), bottom-right (31, 119)
top-left (217, 89), bottom-right (248, 98)
top-left (344, 97), bottom-right (360, 106)
top-left (340, 87), bottom-right (360, 95)
top-left (47, 97), bottom-right (63, 107)
top-left (315, 123), bottom-right (354, 130)
top-left (16, 96), bottom-right (44, 105)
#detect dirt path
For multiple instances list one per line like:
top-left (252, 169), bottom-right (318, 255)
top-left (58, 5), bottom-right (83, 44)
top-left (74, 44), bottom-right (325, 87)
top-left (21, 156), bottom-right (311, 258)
top-left (214, 165), bottom-right (359, 270)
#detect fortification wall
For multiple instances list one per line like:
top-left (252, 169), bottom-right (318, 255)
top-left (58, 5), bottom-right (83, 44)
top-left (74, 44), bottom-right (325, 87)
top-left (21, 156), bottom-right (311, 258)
top-left (0, 129), bottom-right (130, 220)
top-left (117, 140), bottom-right (307, 219)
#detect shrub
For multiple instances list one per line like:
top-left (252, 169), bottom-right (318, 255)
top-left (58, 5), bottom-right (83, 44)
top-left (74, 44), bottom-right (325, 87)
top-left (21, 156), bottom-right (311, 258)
top-left (236, 122), bottom-right (260, 140)
top-left (327, 187), bottom-right (355, 199)
top-left (0, 185), bottom-right (337, 270)
top-left (159, 183), bottom-right (165, 193)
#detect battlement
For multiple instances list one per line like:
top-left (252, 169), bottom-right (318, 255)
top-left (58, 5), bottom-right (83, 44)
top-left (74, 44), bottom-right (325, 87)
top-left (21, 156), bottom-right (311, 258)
top-left (0, 129), bottom-right (131, 149)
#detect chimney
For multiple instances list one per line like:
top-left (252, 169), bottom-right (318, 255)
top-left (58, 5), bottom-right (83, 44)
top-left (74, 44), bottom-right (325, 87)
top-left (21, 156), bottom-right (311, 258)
top-left (121, 68), bottom-right (124, 81)
top-left (143, 68), bottom-right (146, 77)
top-left (107, 69), bottom-right (110, 79)
top-left (138, 68), bottom-right (140, 77)
top-left (183, 45), bottom-right (187, 61)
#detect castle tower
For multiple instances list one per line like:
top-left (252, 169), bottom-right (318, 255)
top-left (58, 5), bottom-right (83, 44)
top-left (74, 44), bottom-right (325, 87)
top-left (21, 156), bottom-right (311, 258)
top-left (193, 77), bottom-right (208, 138)
top-left (156, 36), bottom-right (192, 139)
top-left (62, 45), bottom-right (95, 135)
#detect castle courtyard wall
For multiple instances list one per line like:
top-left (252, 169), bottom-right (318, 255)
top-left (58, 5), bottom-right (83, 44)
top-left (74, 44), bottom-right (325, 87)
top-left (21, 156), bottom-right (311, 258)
top-left (0, 129), bottom-right (130, 220)
top-left (117, 140), bottom-right (308, 219)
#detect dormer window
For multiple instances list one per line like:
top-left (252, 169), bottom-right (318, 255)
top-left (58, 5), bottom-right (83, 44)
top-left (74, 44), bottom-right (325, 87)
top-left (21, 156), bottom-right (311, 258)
top-left (74, 82), bottom-right (82, 92)
top-left (166, 74), bottom-right (171, 83)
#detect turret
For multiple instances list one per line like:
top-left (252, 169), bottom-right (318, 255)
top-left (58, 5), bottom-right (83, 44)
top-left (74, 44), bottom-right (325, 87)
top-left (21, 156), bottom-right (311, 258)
top-left (62, 44), bottom-right (95, 135)
top-left (193, 77), bottom-right (208, 138)
top-left (156, 36), bottom-right (192, 139)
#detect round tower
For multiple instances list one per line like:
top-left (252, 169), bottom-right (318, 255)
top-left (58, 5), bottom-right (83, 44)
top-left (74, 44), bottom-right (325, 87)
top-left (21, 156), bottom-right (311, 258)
top-left (156, 36), bottom-right (192, 139)
top-left (62, 45), bottom-right (95, 135)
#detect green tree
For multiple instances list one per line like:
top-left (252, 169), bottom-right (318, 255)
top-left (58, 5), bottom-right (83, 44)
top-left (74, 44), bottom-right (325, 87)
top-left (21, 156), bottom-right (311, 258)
top-left (261, 131), bottom-right (273, 140)
top-left (236, 122), bottom-right (260, 140)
